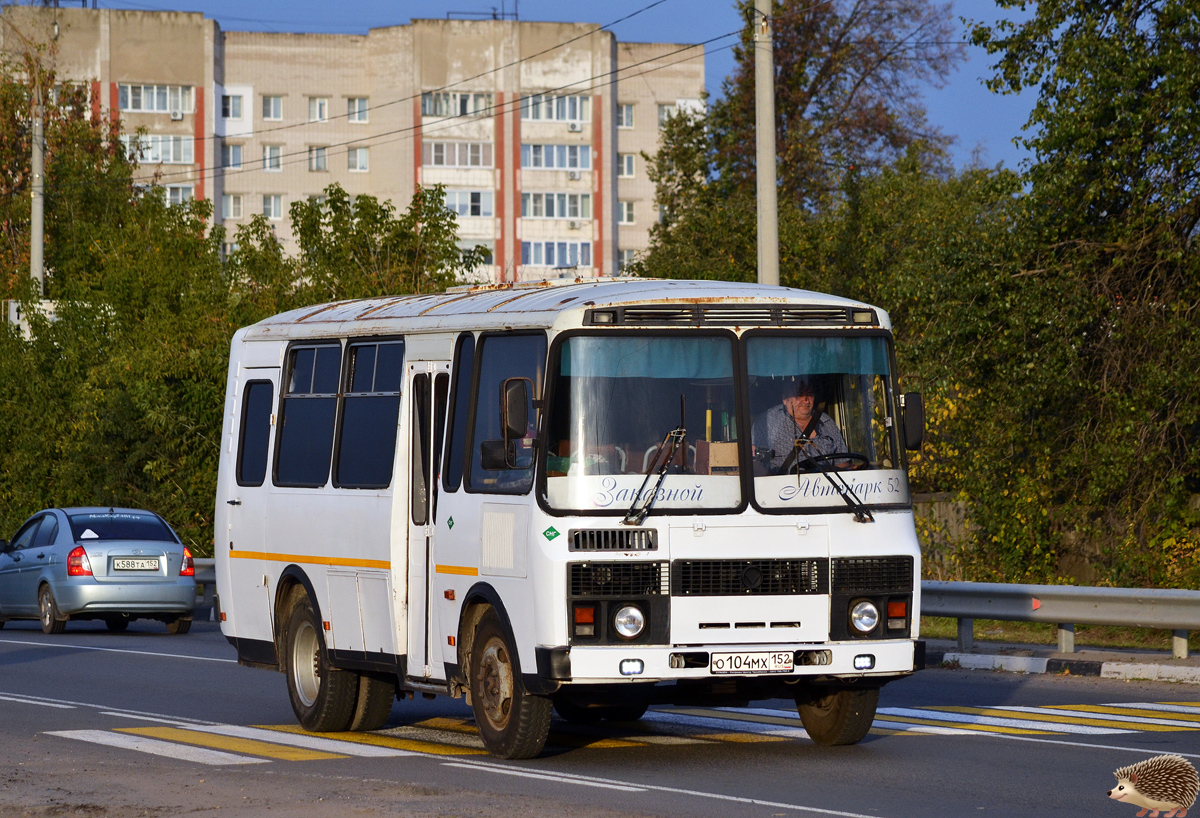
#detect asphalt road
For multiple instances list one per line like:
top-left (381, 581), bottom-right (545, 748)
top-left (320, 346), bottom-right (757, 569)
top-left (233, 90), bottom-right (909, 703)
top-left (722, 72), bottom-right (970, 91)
top-left (1, 618), bottom-right (1197, 818)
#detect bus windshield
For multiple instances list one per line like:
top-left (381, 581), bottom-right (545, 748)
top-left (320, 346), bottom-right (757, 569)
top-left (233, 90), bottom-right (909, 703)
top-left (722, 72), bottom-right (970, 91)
top-left (745, 334), bottom-right (908, 510)
top-left (543, 334), bottom-right (742, 514)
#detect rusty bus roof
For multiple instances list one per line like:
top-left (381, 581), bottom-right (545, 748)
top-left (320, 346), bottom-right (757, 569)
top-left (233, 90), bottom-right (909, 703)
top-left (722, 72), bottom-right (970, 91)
top-left (238, 278), bottom-right (890, 340)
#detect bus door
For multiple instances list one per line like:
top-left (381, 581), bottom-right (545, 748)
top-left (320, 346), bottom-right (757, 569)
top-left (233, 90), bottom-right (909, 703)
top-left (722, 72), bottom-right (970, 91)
top-left (224, 356), bottom-right (280, 642)
top-left (405, 361), bottom-right (450, 681)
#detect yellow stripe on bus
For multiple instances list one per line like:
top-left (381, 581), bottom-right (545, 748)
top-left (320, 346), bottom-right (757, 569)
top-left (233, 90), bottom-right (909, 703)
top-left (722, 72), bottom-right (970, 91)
top-left (117, 727), bottom-right (346, 761)
top-left (229, 550), bottom-right (390, 571)
top-left (435, 564), bottom-right (479, 576)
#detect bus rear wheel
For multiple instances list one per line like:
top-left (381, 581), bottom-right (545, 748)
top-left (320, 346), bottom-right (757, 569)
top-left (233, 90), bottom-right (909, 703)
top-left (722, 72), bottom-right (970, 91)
top-left (349, 674), bottom-right (396, 732)
top-left (469, 611), bottom-right (551, 759)
top-left (285, 594), bottom-right (356, 732)
top-left (796, 686), bottom-right (879, 746)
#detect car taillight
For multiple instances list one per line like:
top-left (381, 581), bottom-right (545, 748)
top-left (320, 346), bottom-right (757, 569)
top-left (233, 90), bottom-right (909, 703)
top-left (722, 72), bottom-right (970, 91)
top-left (67, 546), bottom-right (92, 576)
top-left (180, 546), bottom-right (194, 577)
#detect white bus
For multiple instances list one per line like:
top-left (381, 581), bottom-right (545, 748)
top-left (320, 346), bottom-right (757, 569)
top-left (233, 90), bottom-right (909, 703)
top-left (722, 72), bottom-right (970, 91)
top-left (214, 278), bottom-right (925, 759)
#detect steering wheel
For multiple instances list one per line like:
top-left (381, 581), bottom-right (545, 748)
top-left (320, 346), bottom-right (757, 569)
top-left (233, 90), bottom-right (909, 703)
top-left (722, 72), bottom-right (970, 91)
top-left (789, 452), bottom-right (871, 473)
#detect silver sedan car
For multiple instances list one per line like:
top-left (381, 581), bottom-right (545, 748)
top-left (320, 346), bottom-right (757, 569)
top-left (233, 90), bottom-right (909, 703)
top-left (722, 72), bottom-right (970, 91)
top-left (0, 507), bottom-right (196, 634)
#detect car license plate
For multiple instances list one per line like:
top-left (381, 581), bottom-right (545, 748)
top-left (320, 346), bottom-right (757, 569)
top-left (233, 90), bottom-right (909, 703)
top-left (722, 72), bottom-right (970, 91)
top-left (113, 558), bottom-right (160, 571)
top-left (710, 651), bottom-right (795, 674)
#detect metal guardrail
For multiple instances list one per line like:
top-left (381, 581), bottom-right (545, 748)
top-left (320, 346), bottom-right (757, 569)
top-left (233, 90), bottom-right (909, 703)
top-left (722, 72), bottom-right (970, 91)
top-left (922, 580), bottom-right (1199, 659)
top-left (194, 558), bottom-right (216, 620)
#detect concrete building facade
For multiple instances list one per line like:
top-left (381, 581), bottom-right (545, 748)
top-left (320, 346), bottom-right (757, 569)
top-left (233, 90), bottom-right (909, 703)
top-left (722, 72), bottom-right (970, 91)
top-left (1, 7), bottom-right (704, 283)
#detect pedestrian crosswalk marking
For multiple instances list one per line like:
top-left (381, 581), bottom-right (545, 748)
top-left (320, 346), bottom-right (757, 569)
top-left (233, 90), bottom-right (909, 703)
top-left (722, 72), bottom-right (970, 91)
top-left (118, 726), bottom-right (347, 761)
top-left (262, 723), bottom-right (487, 756)
top-left (877, 706), bottom-right (1135, 735)
top-left (940, 706), bottom-right (1190, 733)
top-left (48, 729), bottom-right (268, 765)
top-left (1059, 704), bottom-right (1200, 723)
top-left (873, 712), bottom-right (1055, 735)
top-left (989, 705), bottom-right (1200, 729)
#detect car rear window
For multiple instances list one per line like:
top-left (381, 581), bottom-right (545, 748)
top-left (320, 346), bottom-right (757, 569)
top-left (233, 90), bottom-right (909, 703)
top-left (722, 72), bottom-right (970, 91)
top-left (67, 512), bottom-right (177, 543)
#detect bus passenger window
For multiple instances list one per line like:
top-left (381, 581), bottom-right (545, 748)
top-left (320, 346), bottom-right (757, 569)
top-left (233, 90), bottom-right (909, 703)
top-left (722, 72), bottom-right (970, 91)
top-left (442, 332), bottom-right (475, 493)
top-left (411, 373), bottom-right (431, 524)
top-left (335, 341), bottom-right (404, 489)
top-left (236, 380), bottom-right (274, 486)
top-left (467, 333), bottom-right (546, 494)
top-left (275, 344), bottom-right (341, 487)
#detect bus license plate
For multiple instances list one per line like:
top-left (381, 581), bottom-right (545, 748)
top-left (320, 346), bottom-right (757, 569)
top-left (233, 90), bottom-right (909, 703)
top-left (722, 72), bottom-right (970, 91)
top-left (710, 651), bottom-right (794, 674)
top-left (113, 558), bottom-right (159, 571)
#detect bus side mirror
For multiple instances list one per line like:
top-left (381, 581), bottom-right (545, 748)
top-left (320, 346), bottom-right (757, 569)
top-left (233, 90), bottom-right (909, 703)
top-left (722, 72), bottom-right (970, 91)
top-left (502, 378), bottom-right (530, 441)
top-left (902, 392), bottom-right (924, 451)
top-left (0, 539), bottom-right (7, 552)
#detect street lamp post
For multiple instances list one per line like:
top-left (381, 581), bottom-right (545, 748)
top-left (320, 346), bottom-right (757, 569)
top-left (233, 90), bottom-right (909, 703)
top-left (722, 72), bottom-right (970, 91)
top-left (754, 0), bottom-right (779, 288)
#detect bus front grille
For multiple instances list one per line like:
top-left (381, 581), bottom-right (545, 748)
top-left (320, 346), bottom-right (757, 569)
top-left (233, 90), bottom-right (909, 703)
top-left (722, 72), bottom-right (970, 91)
top-left (569, 528), bottom-right (658, 551)
top-left (831, 557), bottom-right (914, 592)
top-left (569, 561), bottom-right (669, 597)
top-left (671, 558), bottom-right (829, 596)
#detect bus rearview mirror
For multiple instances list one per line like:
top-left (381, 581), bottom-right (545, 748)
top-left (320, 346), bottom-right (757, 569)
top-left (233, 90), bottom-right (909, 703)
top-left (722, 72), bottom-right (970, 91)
top-left (902, 392), bottom-right (924, 451)
top-left (502, 378), bottom-right (530, 441)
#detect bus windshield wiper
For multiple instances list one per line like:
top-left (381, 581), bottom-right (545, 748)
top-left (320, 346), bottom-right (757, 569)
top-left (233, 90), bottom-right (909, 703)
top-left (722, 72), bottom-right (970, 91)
top-left (792, 440), bottom-right (875, 524)
top-left (623, 396), bottom-right (687, 526)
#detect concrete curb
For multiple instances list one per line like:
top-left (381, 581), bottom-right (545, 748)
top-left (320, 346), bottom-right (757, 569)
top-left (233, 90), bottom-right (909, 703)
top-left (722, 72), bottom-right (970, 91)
top-left (926, 649), bottom-right (1200, 684)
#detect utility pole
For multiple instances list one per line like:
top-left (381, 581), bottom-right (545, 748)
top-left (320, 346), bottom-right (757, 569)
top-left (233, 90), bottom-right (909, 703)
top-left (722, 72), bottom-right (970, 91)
top-left (753, 0), bottom-right (779, 287)
top-left (31, 86), bottom-right (44, 296)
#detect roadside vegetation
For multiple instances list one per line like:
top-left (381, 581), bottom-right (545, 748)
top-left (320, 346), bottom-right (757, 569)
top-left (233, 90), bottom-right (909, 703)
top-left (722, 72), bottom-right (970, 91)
top-left (1, 0), bottom-right (1197, 588)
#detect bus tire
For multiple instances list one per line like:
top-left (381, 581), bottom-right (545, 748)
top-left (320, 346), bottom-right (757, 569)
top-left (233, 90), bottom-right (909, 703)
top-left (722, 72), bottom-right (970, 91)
top-left (285, 594), bottom-right (356, 732)
top-left (469, 610), bottom-right (551, 759)
top-left (348, 674), bottom-right (395, 732)
top-left (796, 686), bottom-right (879, 746)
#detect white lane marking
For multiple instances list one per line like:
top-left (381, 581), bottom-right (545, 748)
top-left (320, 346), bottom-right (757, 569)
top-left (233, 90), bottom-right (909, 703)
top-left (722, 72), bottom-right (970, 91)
top-left (877, 707), bottom-right (1135, 735)
top-left (47, 730), bottom-right (268, 765)
top-left (442, 762), bottom-right (646, 791)
top-left (0, 694), bottom-right (74, 709)
top-left (0, 691), bottom-right (217, 723)
top-left (1111, 702), bottom-right (1200, 715)
top-left (445, 759), bottom-right (899, 817)
top-left (0, 637), bottom-right (236, 663)
top-left (178, 724), bottom-right (416, 757)
top-left (101, 711), bottom-right (200, 726)
top-left (992, 705), bottom-right (1200, 728)
top-left (640, 710), bottom-right (810, 739)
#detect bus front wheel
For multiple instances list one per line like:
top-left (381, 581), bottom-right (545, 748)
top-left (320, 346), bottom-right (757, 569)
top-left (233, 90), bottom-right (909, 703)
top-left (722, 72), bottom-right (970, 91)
top-left (469, 611), bottom-right (551, 759)
top-left (796, 686), bottom-right (879, 746)
top-left (285, 594), bottom-right (356, 732)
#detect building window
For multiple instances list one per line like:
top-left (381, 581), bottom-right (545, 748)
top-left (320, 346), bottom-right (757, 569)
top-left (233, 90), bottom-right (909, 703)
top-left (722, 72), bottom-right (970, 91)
top-left (120, 134), bottom-right (195, 164)
top-left (222, 143), bottom-right (242, 170)
top-left (308, 146), bottom-right (328, 172)
top-left (263, 145), bottom-right (283, 172)
top-left (459, 240), bottom-right (494, 266)
top-left (117, 84), bottom-right (194, 114)
top-left (262, 95), bottom-right (283, 120)
top-left (221, 94), bottom-right (243, 119)
top-left (445, 190), bottom-right (494, 218)
top-left (348, 97), bottom-right (369, 123)
top-left (616, 103), bottom-right (634, 128)
top-left (166, 185), bottom-right (193, 206)
top-left (422, 141), bottom-right (493, 168)
top-left (521, 192), bottom-right (591, 220)
top-left (618, 200), bottom-right (635, 224)
top-left (222, 194), bottom-right (243, 220)
top-left (520, 144), bottom-right (592, 170)
top-left (520, 94), bottom-right (591, 123)
top-left (308, 97), bottom-right (329, 122)
top-left (348, 147), bottom-right (369, 172)
top-left (618, 154), bottom-right (635, 178)
top-left (618, 249), bottom-right (638, 271)
top-left (658, 103), bottom-right (677, 128)
top-left (520, 241), bottom-right (592, 268)
top-left (421, 92), bottom-right (493, 118)
top-left (263, 194), bottom-right (283, 220)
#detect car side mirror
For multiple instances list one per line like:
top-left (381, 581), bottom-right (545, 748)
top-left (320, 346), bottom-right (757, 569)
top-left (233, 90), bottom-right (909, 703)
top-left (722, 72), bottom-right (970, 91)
top-left (0, 539), bottom-right (7, 552)
top-left (902, 392), bottom-right (925, 451)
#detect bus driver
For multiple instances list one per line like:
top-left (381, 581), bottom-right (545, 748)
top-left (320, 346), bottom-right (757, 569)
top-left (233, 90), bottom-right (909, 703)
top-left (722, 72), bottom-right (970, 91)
top-left (752, 378), bottom-right (847, 474)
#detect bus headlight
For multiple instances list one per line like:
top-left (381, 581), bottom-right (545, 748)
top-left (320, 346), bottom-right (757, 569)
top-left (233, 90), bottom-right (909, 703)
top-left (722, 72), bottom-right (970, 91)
top-left (850, 600), bottom-right (879, 634)
top-left (613, 605), bottom-right (646, 639)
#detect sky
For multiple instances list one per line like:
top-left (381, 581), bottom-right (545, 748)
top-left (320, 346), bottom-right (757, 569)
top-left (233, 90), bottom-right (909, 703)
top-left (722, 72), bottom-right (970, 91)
top-left (100, 0), bottom-right (1036, 170)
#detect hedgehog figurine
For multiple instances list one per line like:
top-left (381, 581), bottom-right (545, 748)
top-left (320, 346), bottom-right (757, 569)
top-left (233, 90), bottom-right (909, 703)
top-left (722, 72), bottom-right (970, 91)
top-left (1108, 754), bottom-right (1199, 817)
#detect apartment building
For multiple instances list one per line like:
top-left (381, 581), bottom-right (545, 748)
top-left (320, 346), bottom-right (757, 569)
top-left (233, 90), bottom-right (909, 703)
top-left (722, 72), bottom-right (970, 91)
top-left (0, 7), bottom-right (703, 283)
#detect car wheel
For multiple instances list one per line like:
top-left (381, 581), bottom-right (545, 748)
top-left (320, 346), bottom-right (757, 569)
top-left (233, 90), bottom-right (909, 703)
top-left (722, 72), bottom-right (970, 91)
top-left (348, 674), bottom-right (396, 732)
top-left (796, 686), bottom-right (879, 746)
top-left (285, 593), bottom-right (356, 732)
top-left (39, 586), bottom-right (66, 635)
top-left (105, 617), bottom-right (129, 633)
top-left (166, 617), bottom-right (191, 635)
top-left (469, 610), bottom-right (551, 759)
